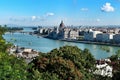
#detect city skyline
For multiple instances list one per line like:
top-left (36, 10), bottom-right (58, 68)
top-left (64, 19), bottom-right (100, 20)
top-left (0, 0), bottom-right (120, 26)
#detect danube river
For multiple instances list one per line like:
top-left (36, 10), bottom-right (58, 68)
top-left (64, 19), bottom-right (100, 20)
top-left (3, 28), bottom-right (120, 59)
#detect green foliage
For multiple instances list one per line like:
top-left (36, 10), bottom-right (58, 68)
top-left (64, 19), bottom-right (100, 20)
top-left (94, 75), bottom-right (112, 80)
top-left (29, 46), bottom-right (96, 80)
top-left (109, 49), bottom-right (120, 80)
top-left (0, 53), bottom-right (28, 80)
top-left (100, 46), bottom-right (110, 52)
top-left (110, 49), bottom-right (120, 61)
top-left (0, 26), bottom-right (7, 34)
top-left (0, 26), bottom-right (28, 80)
top-left (32, 70), bottom-right (59, 80)
top-left (29, 57), bottom-right (82, 80)
top-left (0, 26), bottom-right (8, 52)
top-left (116, 49), bottom-right (120, 58)
top-left (112, 70), bottom-right (120, 80)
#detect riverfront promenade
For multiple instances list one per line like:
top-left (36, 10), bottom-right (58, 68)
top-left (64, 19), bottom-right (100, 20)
top-left (45, 35), bottom-right (120, 47)
top-left (59, 39), bottom-right (120, 47)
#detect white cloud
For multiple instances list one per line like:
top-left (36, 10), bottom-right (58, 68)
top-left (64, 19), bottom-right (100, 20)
top-left (32, 16), bottom-right (37, 21)
top-left (81, 8), bottom-right (88, 11)
top-left (9, 12), bottom-right (55, 23)
top-left (46, 13), bottom-right (54, 16)
top-left (96, 19), bottom-right (100, 22)
top-left (31, 16), bottom-right (46, 21)
top-left (101, 2), bottom-right (114, 12)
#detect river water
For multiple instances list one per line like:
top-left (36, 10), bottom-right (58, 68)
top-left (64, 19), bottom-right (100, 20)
top-left (3, 28), bottom-right (120, 59)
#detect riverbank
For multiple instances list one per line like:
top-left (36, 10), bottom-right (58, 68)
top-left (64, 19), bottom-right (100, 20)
top-left (30, 32), bottom-right (120, 47)
top-left (44, 36), bottom-right (120, 47)
top-left (8, 45), bottom-right (39, 63)
top-left (60, 39), bottom-right (120, 47)
top-left (8, 31), bottom-right (120, 47)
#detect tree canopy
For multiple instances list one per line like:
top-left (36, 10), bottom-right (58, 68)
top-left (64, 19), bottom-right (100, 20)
top-left (0, 26), bottom-right (28, 80)
top-left (29, 46), bottom-right (96, 80)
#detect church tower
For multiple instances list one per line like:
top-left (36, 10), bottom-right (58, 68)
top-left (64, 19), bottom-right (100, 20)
top-left (59, 20), bottom-right (65, 29)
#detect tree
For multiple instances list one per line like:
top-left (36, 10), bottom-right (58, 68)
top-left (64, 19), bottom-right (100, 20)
top-left (29, 56), bottom-right (82, 80)
top-left (110, 49), bottom-right (120, 61)
top-left (109, 49), bottom-right (120, 80)
top-left (0, 52), bottom-right (28, 80)
top-left (29, 46), bottom-right (96, 80)
top-left (0, 26), bottom-right (29, 80)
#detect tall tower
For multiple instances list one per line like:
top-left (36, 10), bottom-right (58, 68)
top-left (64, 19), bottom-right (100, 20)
top-left (59, 20), bottom-right (65, 29)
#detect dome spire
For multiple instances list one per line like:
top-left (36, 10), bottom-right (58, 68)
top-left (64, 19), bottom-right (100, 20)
top-left (59, 20), bottom-right (65, 28)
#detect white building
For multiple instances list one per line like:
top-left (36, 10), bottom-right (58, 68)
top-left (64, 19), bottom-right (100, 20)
top-left (38, 28), bottom-right (44, 34)
top-left (48, 21), bottom-right (79, 40)
top-left (68, 30), bottom-right (79, 39)
top-left (96, 33), bottom-right (114, 42)
top-left (63, 28), bottom-right (70, 39)
top-left (84, 29), bottom-right (102, 41)
top-left (113, 34), bottom-right (120, 43)
top-left (57, 28), bottom-right (79, 40)
top-left (94, 63), bottom-right (113, 77)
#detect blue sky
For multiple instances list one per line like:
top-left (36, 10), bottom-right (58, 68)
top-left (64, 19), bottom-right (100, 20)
top-left (0, 0), bottom-right (120, 26)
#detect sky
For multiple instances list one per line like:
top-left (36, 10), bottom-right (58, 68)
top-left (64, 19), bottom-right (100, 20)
top-left (0, 0), bottom-right (120, 26)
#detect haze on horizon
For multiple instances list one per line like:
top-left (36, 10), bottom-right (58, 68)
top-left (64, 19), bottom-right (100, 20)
top-left (0, 0), bottom-right (120, 26)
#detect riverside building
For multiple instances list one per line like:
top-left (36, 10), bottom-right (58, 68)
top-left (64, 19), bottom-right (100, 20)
top-left (113, 34), bottom-right (120, 43)
top-left (48, 21), bottom-right (79, 40)
top-left (84, 29), bottom-right (102, 41)
top-left (96, 33), bottom-right (114, 43)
